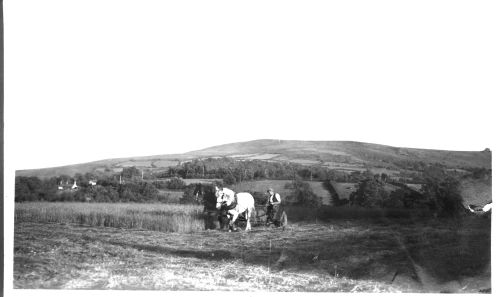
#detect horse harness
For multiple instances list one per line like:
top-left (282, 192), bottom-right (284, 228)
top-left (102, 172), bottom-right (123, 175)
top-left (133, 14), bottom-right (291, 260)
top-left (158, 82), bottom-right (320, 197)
top-left (221, 192), bottom-right (237, 210)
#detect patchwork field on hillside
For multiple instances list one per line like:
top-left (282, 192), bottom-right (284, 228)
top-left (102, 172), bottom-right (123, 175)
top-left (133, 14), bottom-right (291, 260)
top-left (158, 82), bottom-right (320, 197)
top-left (117, 161), bottom-right (153, 167)
top-left (16, 139), bottom-right (491, 179)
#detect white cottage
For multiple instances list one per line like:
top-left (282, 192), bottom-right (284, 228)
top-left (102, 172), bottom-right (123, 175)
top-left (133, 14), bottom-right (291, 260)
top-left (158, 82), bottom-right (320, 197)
top-left (71, 180), bottom-right (79, 190)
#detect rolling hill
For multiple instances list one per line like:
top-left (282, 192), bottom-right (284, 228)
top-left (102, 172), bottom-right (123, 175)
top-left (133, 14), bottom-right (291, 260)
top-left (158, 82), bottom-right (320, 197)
top-left (16, 139), bottom-right (491, 179)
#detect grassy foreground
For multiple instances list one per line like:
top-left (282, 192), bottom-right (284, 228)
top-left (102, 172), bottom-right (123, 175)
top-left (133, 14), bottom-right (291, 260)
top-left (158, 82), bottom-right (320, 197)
top-left (14, 205), bottom-right (491, 292)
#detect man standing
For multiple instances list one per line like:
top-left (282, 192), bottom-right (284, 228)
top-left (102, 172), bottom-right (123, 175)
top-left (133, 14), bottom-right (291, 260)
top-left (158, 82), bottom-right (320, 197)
top-left (266, 188), bottom-right (281, 226)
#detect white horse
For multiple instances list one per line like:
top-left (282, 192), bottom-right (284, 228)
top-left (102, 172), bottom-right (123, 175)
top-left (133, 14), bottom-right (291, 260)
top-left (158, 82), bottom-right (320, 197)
top-left (215, 186), bottom-right (255, 231)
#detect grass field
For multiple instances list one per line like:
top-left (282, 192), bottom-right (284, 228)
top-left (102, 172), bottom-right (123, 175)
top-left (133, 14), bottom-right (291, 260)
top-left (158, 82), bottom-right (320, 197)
top-left (330, 182), bottom-right (357, 200)
top-left (15, 202), bottom-right (204, 233)
top-left (286, 159), bottom-right (321, 165)
top-left (384, 183), bottom-right (400, 193)
top-left (306, 182), bottom-right (332, 205)
top-left (323, 161), bottom-right (366, 172)
top-left (146, 178), bottom-right (223, 185)
top-left (459, 177), bottom-right (492, 207)
top-left (406, 183), bottom-right (423, 192)
top-left (153, 160), bottom-right (180, 167)
top-left (157, 190), bottom-right (184, 203)
top-left (183, 178), bottom-right (223, 185)
top-left (245, 153), bottom-right (280, 160)
top-left (14, 204), bottom-right (491, 292)
top-left (117, 161), bottom-right (153, 167)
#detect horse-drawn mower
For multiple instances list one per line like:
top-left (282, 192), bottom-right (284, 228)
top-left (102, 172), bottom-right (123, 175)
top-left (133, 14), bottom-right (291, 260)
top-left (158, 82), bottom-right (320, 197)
top-left (216, 204), bottom-right (287, 231)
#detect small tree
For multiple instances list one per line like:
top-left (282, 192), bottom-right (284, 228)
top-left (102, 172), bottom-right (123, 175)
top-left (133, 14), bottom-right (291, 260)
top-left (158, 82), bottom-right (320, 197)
top-left (15, 176), bottom-right (42, 202)
top-left (140, 182), bottom-right (159, 200)
top-left (180, 184), bottom-right (203, 205)
top-left (286, 179), bottom-right (322, 207)
top-left (122, 166), bottom-right (141, 178)
top-left (381, 173), bottom-right (388, 182)
top-left (223, 174), bottom-right (236, 185)
top-left (387, 187), bottom-right (424, 208)
top-left (350, 178), bottom-right (389, 207)
top-left (421, 176), bottom-right (464, 217)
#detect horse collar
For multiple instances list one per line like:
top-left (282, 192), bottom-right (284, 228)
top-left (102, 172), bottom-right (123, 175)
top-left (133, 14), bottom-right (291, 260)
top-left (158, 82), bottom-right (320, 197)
top-left (226, 200), bottom-right (237, 210)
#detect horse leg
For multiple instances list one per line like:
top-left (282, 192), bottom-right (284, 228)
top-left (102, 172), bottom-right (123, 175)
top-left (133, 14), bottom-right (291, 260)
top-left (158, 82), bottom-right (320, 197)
top-left (228, 210), bottom-right (239, 232)
top-left (245, 208), bottom-right (252, 231)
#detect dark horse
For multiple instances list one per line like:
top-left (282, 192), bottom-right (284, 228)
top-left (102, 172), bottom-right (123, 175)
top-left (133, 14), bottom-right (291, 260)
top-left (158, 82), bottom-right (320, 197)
top-left (193, 183), bottom-right (230, 230)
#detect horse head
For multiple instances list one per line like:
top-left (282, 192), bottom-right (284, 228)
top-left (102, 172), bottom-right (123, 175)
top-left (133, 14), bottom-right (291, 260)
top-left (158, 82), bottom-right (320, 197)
top-left (193, 184), bottom-right (204, 197)
top-left (196, 184), bottom-right (218, 210)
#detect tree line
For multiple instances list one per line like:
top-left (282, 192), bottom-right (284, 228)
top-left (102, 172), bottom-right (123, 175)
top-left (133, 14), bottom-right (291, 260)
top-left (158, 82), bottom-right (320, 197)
top-left (346, 165), bottom-right (491, 217)
top-left (15, 159), bottom-right (490, 218)
top-left (151, 157), bottom-right (431, 184)
top-left (15, 175), bottom-right (161, 203)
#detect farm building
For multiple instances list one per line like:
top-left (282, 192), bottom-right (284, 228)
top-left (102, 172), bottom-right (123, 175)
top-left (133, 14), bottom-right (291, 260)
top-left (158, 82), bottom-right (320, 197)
top-left (57, 180), bottom-right (79, 191)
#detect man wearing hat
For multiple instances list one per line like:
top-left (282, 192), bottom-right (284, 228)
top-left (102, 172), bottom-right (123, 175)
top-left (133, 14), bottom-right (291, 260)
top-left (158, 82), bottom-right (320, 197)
top-left (266, 188), bottom-right (281, 226)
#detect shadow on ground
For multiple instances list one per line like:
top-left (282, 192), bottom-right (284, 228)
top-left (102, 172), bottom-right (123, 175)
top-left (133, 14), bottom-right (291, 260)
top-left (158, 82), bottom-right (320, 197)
top-left (106, 240), bottom-right (235, 261)
top-left (95, 215), bottom-right (490, 292)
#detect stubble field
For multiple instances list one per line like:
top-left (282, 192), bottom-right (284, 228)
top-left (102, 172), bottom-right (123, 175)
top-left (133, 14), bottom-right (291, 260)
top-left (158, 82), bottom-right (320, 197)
top-left (13, 202), bottom-right (491, 293)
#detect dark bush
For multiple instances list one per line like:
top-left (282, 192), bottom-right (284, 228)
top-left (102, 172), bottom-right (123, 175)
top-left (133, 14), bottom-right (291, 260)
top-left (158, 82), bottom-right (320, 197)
top-left (122, 166), bottom-right (141, 178)
top-left (180, 184), bottom-right (204, 205)
top-left (223, 174), bottom-right (236, 185)
top-left (285, 179), bottom-right (322, 207)
top-left (421, 176), bottom-right (464, 218)
top-left (350, 178), bottom-right (389, 207)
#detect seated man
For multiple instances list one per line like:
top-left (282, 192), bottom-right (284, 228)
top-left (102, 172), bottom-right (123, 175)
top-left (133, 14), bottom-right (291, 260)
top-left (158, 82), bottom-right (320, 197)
top-left (266, 188), bottom-right (281, 226)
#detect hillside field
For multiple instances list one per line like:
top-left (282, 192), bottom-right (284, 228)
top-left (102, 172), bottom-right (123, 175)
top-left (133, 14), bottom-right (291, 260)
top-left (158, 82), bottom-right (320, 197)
top-left (459, 176), bottom-right (492, 207)
top-left (15, 139), bottom-right (491, 179)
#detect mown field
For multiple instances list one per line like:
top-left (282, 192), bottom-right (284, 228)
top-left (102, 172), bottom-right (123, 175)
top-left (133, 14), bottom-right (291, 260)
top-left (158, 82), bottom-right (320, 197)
top-left (13, 202), bottom-right (491, 292)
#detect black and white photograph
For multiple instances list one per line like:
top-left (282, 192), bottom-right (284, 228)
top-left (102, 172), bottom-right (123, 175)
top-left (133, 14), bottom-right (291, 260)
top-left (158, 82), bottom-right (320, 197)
top-left (3, 0), bottom-right (498, 295)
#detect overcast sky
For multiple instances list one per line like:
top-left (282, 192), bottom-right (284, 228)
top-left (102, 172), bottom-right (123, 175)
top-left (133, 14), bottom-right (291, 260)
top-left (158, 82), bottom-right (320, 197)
top-left (5, 0), bottom-right (499, 171)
